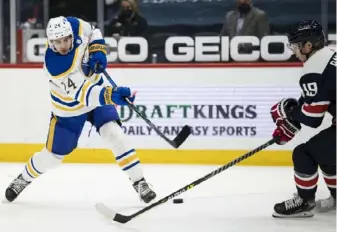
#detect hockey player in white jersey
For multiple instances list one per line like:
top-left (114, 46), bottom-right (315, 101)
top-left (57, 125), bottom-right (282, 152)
top-left (4, 16), bottom-right (156, 204)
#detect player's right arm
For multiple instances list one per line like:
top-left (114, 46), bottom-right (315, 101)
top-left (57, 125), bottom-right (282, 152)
top-left (48, 69), bottom-right (135, 107)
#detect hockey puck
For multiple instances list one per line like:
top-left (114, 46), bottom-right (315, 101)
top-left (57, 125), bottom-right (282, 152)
top-left (173, 198), bottom-right (183, 204)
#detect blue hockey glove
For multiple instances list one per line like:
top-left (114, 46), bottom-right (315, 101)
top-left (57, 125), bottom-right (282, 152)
top-left (88, 39), bottom-right (107, 74)
top-left (99, 87), bottom-right (136, 106)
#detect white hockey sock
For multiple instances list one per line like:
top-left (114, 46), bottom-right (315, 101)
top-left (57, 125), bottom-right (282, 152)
top-left (100, 122), bottom-right (144, 182)
top-left (21, 147), bottom-right (64, 182)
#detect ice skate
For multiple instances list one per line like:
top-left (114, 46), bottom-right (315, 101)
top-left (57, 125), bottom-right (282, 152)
top-left (4, 174), bottom-right (31, 203)
top-left (133, 178), bottom-right (156, 203)
top-left (273, 195), bottom-right (316, 218)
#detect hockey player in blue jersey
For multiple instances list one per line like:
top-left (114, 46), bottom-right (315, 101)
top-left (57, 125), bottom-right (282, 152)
top-left (5, 16), bottom-right (156, 204)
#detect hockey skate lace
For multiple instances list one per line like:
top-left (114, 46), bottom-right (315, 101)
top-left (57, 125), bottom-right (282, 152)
top-left (319, 196), bottom-right (336, 209)
top-left (285, 196), bottom-right (303, 210)
top-left (137, 181), bottom-right (152, 199)
top-left (10, 178), bottom-right (29, 194)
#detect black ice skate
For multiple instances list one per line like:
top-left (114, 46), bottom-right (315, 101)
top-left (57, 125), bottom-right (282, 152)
top-left (4, 174), bottom-right (31, 203)
top-left (272, 195), bottom-right (316, 218)
top-left (315, 196), bottom-right (336, 213)
top-left (133, 178), bottom-right (156, 203)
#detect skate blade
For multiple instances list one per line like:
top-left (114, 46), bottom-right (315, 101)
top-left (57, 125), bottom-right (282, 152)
top-left (272, 211), bottom-right (314, 218)
top-left (2, 199), bottom-right (10, 204)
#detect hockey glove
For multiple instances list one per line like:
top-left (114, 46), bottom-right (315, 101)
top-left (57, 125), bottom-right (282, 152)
top-left (99, 86), bottom-right (136, 106)
top-left (270, 98), bottom-right (299, 124)
top-left (88, 39), bottom-right (107, 74)
top-left (272, 118), bottom-right (301, 145)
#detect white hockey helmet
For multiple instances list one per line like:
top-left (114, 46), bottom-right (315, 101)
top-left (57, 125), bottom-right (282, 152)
top-left (46, 16), bottom-right (73, 51)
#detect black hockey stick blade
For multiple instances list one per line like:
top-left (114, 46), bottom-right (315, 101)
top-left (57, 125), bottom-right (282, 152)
top-left (171, 125), bottom-right (192, 148)
top-left (128, 103), bottom-right (192, 149)
top-left (95, 138), bottom-right (276, 224)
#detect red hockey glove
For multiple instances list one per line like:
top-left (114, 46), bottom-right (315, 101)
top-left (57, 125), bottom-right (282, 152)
top-left (270, 98), bottom-right (299, 124)
top-left (272, 119), bottom-right (301, 145)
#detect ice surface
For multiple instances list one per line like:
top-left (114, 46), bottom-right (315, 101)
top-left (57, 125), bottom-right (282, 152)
top-left (0, 163), bottom-right (335, 232)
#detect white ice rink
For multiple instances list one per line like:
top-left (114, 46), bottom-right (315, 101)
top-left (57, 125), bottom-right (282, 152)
top-left (0, 163), bottom-right (335, 232)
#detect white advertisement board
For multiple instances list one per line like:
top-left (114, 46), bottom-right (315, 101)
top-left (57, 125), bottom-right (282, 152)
top-left (112, 85), bottom-right (299, 138)
top-left (0, 66), bottom-right (334, 164)
top-left (0, 67), bottom-right (332, 152)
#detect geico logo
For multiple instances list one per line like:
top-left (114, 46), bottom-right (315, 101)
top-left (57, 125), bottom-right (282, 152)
top-left (26, 35), bottom-right (335, 63)
top-left (26, 37), bottom-right (148, 62)
top-left (165, 36), bottom-right (293, 62)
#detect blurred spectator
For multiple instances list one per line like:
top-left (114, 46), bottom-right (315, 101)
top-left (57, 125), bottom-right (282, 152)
top-left (20, 17), bottom-right (42, 29)
top-left (109, 0), bottom-right (148, 58)
top-left (110, 0), bottom-right (148, 38)
top-left (19, 0), bottom-right (44, 28)
top-left (49, 0), bottom-right (97, 22)
top-left (105, 0), bottom-right (120, 20)
top-left (220, 0), bottom-right (270, 39)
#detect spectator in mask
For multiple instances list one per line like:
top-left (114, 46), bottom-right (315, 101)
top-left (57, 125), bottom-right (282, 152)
top-left (220, 0), bottom-right (270, 39)
top-left (109, 0), bottom-right (148, 58)
top-left (110, 0), bottom-right (148, 38)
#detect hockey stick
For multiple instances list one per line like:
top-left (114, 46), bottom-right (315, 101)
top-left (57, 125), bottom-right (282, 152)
top-left (100, 69), bottom-right (191, 149)
top-left (95, 138), bottom-right (276, 223)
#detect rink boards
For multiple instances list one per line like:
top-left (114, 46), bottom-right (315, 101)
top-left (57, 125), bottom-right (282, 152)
top-left (0, 64), bottom-right (332, 165)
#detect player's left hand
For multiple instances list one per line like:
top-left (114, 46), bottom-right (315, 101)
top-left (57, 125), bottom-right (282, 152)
top-left (270, 98), bottom-right (298, 124)
top-left (272, 118), bottom-right (301, 145)
top-left (126, 91), bottom-right (137, 104)
top-left (114, 88), bottom-right (137, 105)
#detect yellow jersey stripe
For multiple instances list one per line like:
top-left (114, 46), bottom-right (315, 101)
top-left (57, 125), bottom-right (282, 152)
top-left (51, 90), bottom-right (73, 101)
top-left (78, 20), bottom-right (83, 36)
top-left (52, 101), bottom-right (85, 112)
top-left (47, 116), bottom-right (57, 152)
top-left (79, 81), bottom-right (92, 104)
top-left (94, 74), bottom-right (100, 82)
